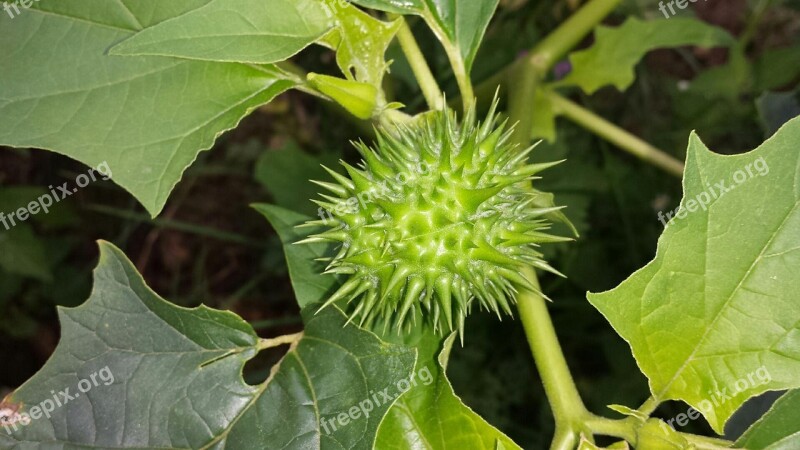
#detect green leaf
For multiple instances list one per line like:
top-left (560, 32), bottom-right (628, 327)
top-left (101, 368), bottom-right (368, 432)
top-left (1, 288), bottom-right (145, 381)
top-left (110, 0), bottom-right (332, 64)
top-left (560, 18), bottom-right (735, 94)
top-left (318, 0), bottom-right (401, 88)
top-left (254, 140), bottom-right (340, 217)
top-left (588, 117), bottom-right (800, 433)
top-left (736, 391), bottom-right (800, 449)
top-left (376, 329), bottom-right (522, 449)
top-left (753, 46), bottom-right (800, 93)
top-left (254, 204), bottom-right (339, 308)
top-left (0, 225), bottom-right (51, 282)
top-left (0, 241), bottom-right (416, 449)
top-left (0, 2), bottom-right (297, 216)
top-left (350, 0), bottom-right (500, 73)
top-left (635, 419), bottom-right (691, 450)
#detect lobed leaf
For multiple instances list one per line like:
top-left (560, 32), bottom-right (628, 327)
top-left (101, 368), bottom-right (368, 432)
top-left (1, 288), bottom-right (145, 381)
top-left (0, 241), bottom-right (416, 449)
top-left (254, 204), bottom-right (340, 308)
top-left (254, 141), bottom-right (341, 217)
top-left (317, 0), bottom-right (401, 88)
top-left (0, 1), bottom-right (296, 216)
top-left (350, 0), bottom-right (499, 73)
top-left (376, 329), bottom-right (522, 449)
top-left (588, 117), bottom-right (800, 433)
top-left (560, 18), bottom-right (735, 94)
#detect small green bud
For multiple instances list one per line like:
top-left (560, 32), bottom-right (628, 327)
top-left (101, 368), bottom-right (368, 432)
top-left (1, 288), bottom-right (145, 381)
top-left (307, 73), bottom-right (378, 119)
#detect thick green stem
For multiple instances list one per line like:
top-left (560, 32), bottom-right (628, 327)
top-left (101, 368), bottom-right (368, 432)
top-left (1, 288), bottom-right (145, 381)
top-left (443, 44), bottom-right (474, 113)
top-left (474, 0), bottom-right (623, 104)
top-left (504, 0), bottom-right (624, 147)
top-left (395, 18), bottom-right (444, 110)
top-left (548, 92), bottom-right (685, 177)
top-left (508, 58), bottom-right (544, 149)
top-left (517, 268), bottom-right (589, 449)
top-left (637, 396), bottom-right (660, 417)
top-left (530, 0), bottom-right (623, 71)
top-left (585, 415), bottom-right (736, 449)
top-left (584, 415), bottom-right (638, 444)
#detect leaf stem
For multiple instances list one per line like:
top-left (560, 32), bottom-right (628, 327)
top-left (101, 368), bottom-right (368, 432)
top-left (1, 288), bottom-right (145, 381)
top-left (473, 0), bottom-right (623, 104)
top-left (257, 332), bottom-right (304, 351)
top-left (637, 396), bottom-right (660, 417)
top-left (394, 18), bottom-right (444, 110)
top-left (547, 92), bottom-right (685, 177)
top-left (517, 267), bottom-right (589, 449)
top-left (445, 44), bottom-right (474, 113)
top-left (585, 412), bottom-right (737, 449)
top-left (584, 415), bottom-right (638, 444)
top-left (683, 434), bottom-right (737, 449)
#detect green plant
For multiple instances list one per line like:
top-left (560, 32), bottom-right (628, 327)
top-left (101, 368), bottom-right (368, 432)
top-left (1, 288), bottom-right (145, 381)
top-left (0, 1), bottom-right (798, 449)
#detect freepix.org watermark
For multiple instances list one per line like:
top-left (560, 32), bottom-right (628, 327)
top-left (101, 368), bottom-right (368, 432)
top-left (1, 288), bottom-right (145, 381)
top-left (1, 366), bottom-right (115, 435)
top-left (316, 161), bottom-right (432, 226)
top-left (657, 0), bottom-right (709, 18)
top-left (320, 366), bottom-right (434, 435)
top-left (657, 156), bottom-right (769, 228)
top-left (660, 366), bottom-right (771, 432)
top-left (0, 161), bottom-right (112, 231)
top-left (2, 0), bottom-right (39, 19)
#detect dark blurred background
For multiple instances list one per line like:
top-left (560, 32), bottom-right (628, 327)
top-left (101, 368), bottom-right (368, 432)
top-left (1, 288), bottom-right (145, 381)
top-left (1, 0), bottom-right (798, 447)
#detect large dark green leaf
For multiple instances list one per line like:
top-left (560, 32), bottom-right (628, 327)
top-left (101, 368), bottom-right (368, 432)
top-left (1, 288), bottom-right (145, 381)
top-left (254, 204), bottom-right (339, 308)
top-left (0, 242), bottom-right (415, 449)
top-left (737, 391), bottom-right (800, 449)
top-left (0, 1), bottom-right (297, 217)
top-left (350, 0), bottom-right (499, 73)
top-left (588, 117), bottom-right (800, 433)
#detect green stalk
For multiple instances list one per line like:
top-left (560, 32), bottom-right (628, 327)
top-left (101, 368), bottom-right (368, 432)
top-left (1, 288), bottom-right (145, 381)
top-left (584, 415), bottom-right (638, 444)
top-left (585, 415), bottom-right (736, 449)
top-left (548, 92), bottom-right (685, 177)
top-left (518, 267), bottom-right (589, 449)
top-left (443, 43), bottom-right (474, 113)
top-left (474, 0), bottom-right (623, 105)
top-left (395, 18), bottom-right (444, 110)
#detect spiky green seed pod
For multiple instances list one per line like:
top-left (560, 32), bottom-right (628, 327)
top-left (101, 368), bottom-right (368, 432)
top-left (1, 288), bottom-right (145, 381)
top-left (302, 104), bottom-right (570, 337)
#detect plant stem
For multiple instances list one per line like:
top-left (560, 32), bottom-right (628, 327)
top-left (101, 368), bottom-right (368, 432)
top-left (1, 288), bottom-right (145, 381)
top-left (739, 0), bottom-right (771, 48)
top-left (517, 267), bottom-right (589, 449)
top-left (444, 44), bottom-right (474, 113)
top-left (395, 18), bottom-right (444, 110)
top-left (547, 92), bottom-right (685, 177)
top-left (683, 434), bottom-right (737, 449)
top-left (508, 59), bottom-right (543, 148)
top-left (474, 0), bottom-right (623, 105)
top-left (637, 396), bottom-right (660, 417)
top-left (532, 0), bottom-right (623, 71)
top-left (86, 204), bottom-right (270, 249)
top-left (584, 415), bottom-right (638, 444)
top-left (257, 332), bottom-right (304, 350)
